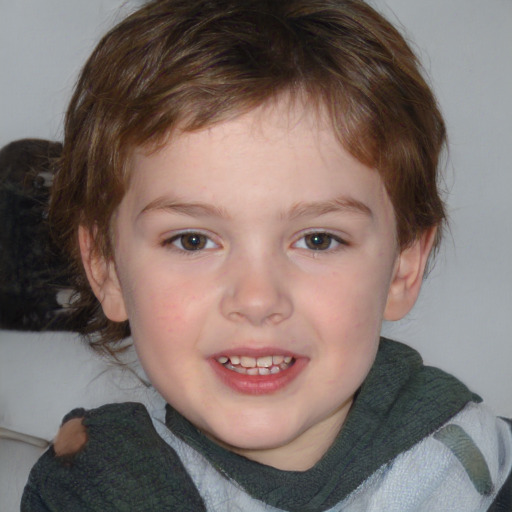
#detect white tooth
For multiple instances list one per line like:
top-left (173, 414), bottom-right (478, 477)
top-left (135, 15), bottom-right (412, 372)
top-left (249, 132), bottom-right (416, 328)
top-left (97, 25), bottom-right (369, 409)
top-left (240, 356), bottom-right (256, 368)
top-left (258, 367), bottom-right (271, 376)
top-left (270, 366), bottom-right (281, 374)
top-left (234, 366), bottom-right (247, 374)
top-left (284, 356), bottom-right (292, 364)
top-left (230, 355), bottom-right (240, 365)
top-left (272, 355), bottom-right (284, 365)
top-left (279, 362), bottom-right (289, 370)
top-left (247, 368), bottom-right (259, 375)
top-left (217, 356), bottom-right (228, 364)
top-left (256, 356), bottom-right (272, 368)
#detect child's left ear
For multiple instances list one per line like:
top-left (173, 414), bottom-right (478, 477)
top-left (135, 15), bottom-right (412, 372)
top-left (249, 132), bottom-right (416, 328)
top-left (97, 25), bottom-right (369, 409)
top-left (384, 227), bottom-right (437, 321)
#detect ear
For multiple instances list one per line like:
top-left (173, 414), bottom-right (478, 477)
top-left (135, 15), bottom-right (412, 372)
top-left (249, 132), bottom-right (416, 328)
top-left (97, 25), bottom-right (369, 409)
top-left (384, 227), bottom-right (437, 321)
top-left (78, 225), bottom-right (128, 322)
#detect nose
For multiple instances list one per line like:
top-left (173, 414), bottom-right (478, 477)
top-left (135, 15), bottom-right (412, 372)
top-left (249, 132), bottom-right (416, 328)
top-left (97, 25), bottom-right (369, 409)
top-left (220, 254), bottom-right (293, 326)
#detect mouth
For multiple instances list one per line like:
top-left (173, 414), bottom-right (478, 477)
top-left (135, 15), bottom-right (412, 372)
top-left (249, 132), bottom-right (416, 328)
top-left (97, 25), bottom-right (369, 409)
top-left (215, 354), bottom-right (295, 376)
top-left (210, 350), bottom-right (305, 395)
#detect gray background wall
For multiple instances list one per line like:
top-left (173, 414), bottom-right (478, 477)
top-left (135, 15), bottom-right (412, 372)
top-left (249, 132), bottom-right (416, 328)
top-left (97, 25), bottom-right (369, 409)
top-left (0, 0), bottom-right (511, 415)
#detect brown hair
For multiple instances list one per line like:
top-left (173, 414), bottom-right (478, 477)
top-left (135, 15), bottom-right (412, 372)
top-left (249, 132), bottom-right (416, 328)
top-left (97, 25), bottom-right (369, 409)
top-left (50, 0), bottom-right (447, 352)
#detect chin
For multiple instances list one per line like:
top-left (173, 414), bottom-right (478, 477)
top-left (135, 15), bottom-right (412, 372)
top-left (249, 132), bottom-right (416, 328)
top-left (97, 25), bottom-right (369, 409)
top-left (206, 414), bottom-right (305, 452)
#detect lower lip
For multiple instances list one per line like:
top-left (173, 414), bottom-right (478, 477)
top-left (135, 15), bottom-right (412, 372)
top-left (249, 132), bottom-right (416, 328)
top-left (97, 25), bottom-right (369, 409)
top-left (209, 357), bottom-right (308, 395)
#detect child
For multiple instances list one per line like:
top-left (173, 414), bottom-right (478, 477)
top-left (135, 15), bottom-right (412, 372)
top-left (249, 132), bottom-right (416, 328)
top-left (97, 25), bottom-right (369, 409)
top-left (22, 0), bottom-right (512, 510)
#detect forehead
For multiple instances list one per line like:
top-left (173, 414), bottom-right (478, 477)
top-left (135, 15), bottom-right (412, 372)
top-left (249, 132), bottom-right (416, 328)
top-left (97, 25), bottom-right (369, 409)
top-left (123, 100), bottom-right (394, 228)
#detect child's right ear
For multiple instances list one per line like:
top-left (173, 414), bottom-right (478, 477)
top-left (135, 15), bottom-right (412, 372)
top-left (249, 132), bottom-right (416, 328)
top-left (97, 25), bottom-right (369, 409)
top-left (78, 226), bottom-right (128, 322)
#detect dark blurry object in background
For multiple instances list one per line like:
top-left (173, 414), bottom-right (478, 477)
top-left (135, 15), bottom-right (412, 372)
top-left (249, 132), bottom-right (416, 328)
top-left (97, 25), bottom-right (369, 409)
top-left (0, 138), bottom-right (76, 331)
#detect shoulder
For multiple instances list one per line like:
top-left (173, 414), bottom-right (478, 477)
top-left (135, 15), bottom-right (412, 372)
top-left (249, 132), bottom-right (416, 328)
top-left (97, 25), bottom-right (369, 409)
top-left (488, 418), bottom-right (512, 511)
top-left (403, 403), bottom-right (512, 511)
top-left (346, 403), bottom-right (512, 511)
top-left (22, 402), bottom-right (205, 511)
top-left (434, 404), bottom-right (512, 490)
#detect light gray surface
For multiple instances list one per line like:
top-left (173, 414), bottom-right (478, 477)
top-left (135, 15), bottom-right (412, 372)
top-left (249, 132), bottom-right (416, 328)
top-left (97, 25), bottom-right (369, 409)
top-left (0, 0), bottom-right (510, 415)
top-left (0, 438), bottom-right (45, 512)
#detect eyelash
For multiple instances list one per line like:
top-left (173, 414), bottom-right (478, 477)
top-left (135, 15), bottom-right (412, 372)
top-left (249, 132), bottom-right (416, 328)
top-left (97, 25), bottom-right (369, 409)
top-left (161, 230), bottom-right (347, 254)
top-left (292, 231), bottom-right (348, 252)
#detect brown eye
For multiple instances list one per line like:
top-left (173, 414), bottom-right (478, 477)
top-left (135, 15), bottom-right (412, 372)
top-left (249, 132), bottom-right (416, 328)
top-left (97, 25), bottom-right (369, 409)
top-left (175, 233), bottom-right (209, 251)
top-left (293, 231), bottom-right (345, 251)
top-left (304, 233), bottom-right (333, 250)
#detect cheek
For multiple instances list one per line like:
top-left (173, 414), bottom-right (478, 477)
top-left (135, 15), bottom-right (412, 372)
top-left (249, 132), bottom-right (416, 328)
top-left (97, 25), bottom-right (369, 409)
top-left (118, 265), bottom-right (195, 337)
top-left (307, 262), bottom-right (392, 326)
top-left (126, 281), bottom-right (204, 384)
top-left (130, 287), bottom-right (195, 340)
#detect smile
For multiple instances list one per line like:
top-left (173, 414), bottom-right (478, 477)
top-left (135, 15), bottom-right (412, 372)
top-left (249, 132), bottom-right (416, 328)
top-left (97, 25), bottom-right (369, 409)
top-left (216, 355), bottom-right (295, 375)
top-left (210, 351), bottom-right (306, 395)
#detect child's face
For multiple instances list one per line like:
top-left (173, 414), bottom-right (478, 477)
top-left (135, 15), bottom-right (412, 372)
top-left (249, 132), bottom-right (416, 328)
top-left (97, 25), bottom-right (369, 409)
top-left (89, 100), bottom-right (424, 470)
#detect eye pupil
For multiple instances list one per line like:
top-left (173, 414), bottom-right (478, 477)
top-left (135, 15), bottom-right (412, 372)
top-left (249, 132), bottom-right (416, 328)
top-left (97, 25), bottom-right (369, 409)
top-left (181, 233), bottom-right (206, 250)
top-left (305, 233), bottom-right (331, 250)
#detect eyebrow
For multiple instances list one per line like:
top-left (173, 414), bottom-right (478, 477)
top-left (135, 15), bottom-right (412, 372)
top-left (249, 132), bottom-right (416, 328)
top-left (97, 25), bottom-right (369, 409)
top-left (285, 197), bottom-right (373, 221)
top-left (138, 195), bottom-right (372, 221)
top-left (139, 198), bottom-right (231, 220)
